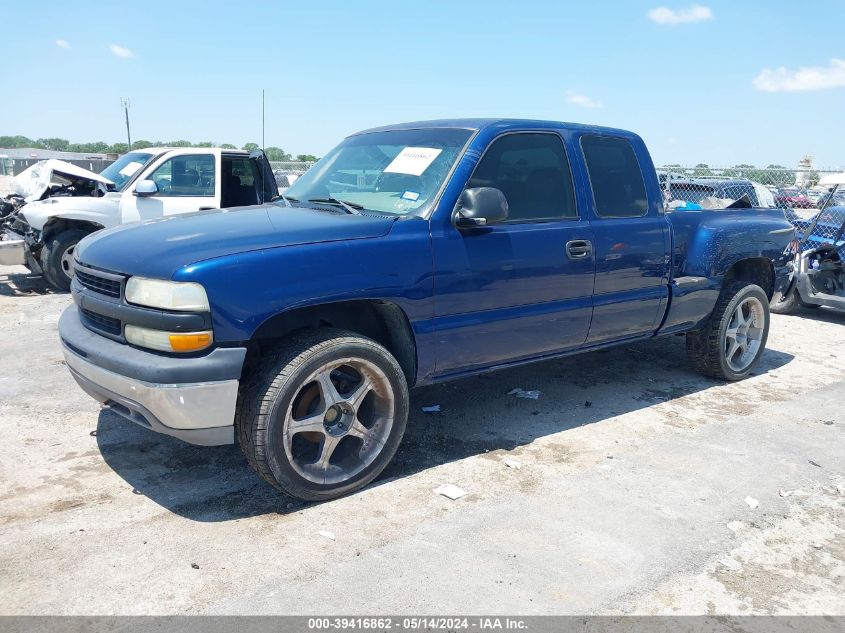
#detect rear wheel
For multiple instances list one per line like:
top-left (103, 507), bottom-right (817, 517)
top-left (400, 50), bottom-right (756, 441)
top-left (42, 229), bottom-right (89, 291)
top-left (236, 328), bottom-right (409, 501)
top-left (687, 281), bottom-right (770, 381)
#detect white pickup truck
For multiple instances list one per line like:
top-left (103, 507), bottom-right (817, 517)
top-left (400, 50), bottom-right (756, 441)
top-left (0, 147), bottom-right (277, 289)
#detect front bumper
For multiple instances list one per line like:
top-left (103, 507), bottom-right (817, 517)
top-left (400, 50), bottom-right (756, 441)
top-left (59, 305), bottom-right (246, 446)
top-left (0, 231), bottom-right (26, 266)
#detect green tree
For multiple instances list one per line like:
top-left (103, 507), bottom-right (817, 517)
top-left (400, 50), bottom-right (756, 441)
top-left (37, 137), bottom-right (70, 151)
top-left (108, 142), bottom-right (129, 154)
top-left (242, 142), bottom-right (260, 152)
top-left (166, 140), bottom-right (193, 147)
top-left (296, 154), bottom-right (318, 162)
top-left (264, 146), bottom-right (291, 161)
top-left (220, 143), bottom-right (237, 149)
top-left (130, 140), bottom-right (153, 150)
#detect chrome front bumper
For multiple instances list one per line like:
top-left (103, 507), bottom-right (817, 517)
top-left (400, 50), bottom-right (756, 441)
top-left (59, 305), bottom-right (245, 446)
top-left (0, 232), bottom-right (26, 266)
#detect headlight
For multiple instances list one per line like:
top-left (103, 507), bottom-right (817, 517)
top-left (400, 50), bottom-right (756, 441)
top-left (125, 325), bottom-right (213, 353)
top-left (125, 277), bottom-right (210, 312)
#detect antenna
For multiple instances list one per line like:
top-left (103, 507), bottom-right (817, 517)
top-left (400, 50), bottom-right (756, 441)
top-left (261, 89), bottom-right (265, 151)
top-left (120, 97), bottom-right (132, 153)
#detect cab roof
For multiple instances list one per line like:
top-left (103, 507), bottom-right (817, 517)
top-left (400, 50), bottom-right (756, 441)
top-left (352, 118), bottom-right (638, 138)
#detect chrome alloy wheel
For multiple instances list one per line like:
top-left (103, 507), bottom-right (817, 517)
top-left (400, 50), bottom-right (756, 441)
top-left (282, 357), bottom-right (396, 485)
top-left (724, 296), bottom-right (765, 373)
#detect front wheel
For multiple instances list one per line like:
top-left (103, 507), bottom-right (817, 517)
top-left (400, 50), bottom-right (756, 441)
top-left (41, 229), bottom-right (89, 291)
top-left (687, 281), bottom-right (770, 381)
top-left (770, 287), bottom-right (798, 314)
top-left (236, 328), bottom-right (409, 501)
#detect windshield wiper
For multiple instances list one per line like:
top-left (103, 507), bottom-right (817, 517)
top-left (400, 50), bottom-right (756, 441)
top-left (271, 194), bottom-right (297, 207)
top-left (307, 197), bottom-right (363, 215)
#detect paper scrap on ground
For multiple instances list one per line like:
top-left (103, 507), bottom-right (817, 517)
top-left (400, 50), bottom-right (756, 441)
top-left (504, 458), bottom-right (523, 470)
top-left (779, 488), bottom-right (806, 498)
top-left (384, 147), bottom-right (442, 176)
top-left (317, 530), bottom-right (336, 541)
top-left (718, 558), bottom-right (742, 572)
top-left (744, 496), bottom-right (759, 509)
top-left (508, 388), bottom-right (541, 400)
top-left (434, 484), bottom-right (466, 500)
top-left (421, 405), bottom-right (441, 413)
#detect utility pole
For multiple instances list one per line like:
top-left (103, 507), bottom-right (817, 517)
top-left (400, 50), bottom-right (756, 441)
top-left (120, 98), bottom-right (132, 152)
top-left (261, 89), bottom-right (265, 151)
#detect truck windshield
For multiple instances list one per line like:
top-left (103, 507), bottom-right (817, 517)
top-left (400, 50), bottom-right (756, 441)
top-left (284, 128), bottom-right (474, 215)
top-left (100, 152), bottom-right (157, 192)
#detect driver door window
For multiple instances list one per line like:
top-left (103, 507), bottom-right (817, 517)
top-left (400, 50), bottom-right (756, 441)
top-left (148, 155), bottom-right (215, 197)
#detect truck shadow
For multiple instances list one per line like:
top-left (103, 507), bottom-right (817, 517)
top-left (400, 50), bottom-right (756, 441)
top-left (0, 269), bottom-right (62, 296)
top-left (95, 335), bottom-right (794, 522)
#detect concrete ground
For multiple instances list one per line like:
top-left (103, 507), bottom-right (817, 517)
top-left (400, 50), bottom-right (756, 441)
top-left (0, 264), bottom-right (843, 615)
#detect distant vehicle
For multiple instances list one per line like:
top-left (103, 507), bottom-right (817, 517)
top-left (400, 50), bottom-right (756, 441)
top-left (1, 148), bottom-right (277, 290)
top-left (58, 118), bottom-right (794, 500)
top-left (775, 188), bottom-right (813, 209)
top-left (771, 173), bottom-right (845, 314)
top-left (273, 171), bottom-right (300, 192)
top-left (668, 178), bottom-right (763, 206)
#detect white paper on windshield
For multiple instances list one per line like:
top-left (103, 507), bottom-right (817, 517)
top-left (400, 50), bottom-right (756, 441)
top-left (384, 147), bottom-right (442, 177)
top-left (118, 161), bottom-right (144, 177)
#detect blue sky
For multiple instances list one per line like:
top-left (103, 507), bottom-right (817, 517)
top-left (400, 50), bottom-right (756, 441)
top-left (3, 0), bottom-right (844, 167)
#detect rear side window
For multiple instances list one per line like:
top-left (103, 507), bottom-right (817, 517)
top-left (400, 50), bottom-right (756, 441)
top-left (467, 133), bottom-right (577, 222)
top-left (581, 135), bottom-right (648, 218)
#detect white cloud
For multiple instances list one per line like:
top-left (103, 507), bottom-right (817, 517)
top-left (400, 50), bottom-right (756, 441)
top-left (109, 44), bottom-right (134, 58)
top-left (752, 59), bottom-right (845, 92)
top-left (647, 5), bottom-right (713, 25)
top-left (55, 39), bottom-right (71, 49)
top-left (567, 92), bottom-right (603, 109)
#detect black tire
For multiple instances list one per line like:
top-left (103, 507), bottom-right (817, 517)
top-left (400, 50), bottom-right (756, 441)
top-left (236, 328), bottom-right (409, 501)
top-left (769, 287), bottom-right (798, 314)
top-left (41, 229), bottom-right (89, 291)
top-left (686, 281), bottom-right (770, 381)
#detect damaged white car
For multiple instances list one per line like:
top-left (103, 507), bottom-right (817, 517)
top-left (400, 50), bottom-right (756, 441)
top-left (0, 147), bottom-right (277, 290)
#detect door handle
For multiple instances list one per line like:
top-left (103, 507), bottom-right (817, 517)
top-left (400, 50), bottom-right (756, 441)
top-left (566, 239), bottom-right (593, 260)
top-left (198, 206), bottom-right (217, 211)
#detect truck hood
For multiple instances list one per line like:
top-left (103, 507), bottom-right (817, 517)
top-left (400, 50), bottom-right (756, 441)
top-left (76, 204), bottom-right (398, 278)
top-left (13, 159), bottom-right (113, 203)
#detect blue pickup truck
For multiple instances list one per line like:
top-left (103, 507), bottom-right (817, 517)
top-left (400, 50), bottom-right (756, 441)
top-left (59, 119), bottom-right (795, 500)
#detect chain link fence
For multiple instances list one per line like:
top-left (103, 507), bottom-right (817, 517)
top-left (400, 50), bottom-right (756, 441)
top-left (657, 164), bottom-right (844, 218)
top-left (270, 161), bottom-right (315, 190)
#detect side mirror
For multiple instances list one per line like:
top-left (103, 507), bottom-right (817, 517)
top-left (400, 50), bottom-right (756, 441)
top-left (133, 179), bottom-right (158, 197)
top-left (452, 187), bottom-right (509, 228)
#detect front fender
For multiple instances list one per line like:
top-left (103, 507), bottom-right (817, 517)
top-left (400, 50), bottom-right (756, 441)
top-left (21, 197), bottom-right (120, 232)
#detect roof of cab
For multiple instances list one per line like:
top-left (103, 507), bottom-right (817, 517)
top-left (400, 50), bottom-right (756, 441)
top-left (352, 118), bottom-right (638, 138)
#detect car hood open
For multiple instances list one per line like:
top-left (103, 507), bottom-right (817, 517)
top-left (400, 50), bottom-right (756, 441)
top-left (76, 204), bottom-right (397, 279)
top-left (13, 159), bottom-right (114, 203)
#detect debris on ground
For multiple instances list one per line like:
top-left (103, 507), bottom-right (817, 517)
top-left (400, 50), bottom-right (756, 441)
top-left (718, 558), bottom-right (742, 572)
top-left (434, 484), bottom-right (467, 500)
top-left (317, 531), bottom-right (336, 541)
top-left (778, 488), bottom-right (807, 498)
top-left (503, 458), bottom-right (523, 470)
top-left (744, 496), bottom-right (759, 509)
top-left (421, 405), bottom-right (441, 413)
top-left (191, 563), bottom-right (200, 570)
top-left (584, 401), bottom-right (593, 408)
top-left (808, 460), bottom-right (822, 468)
top-left (508, 388), bottom-right (541, 400)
